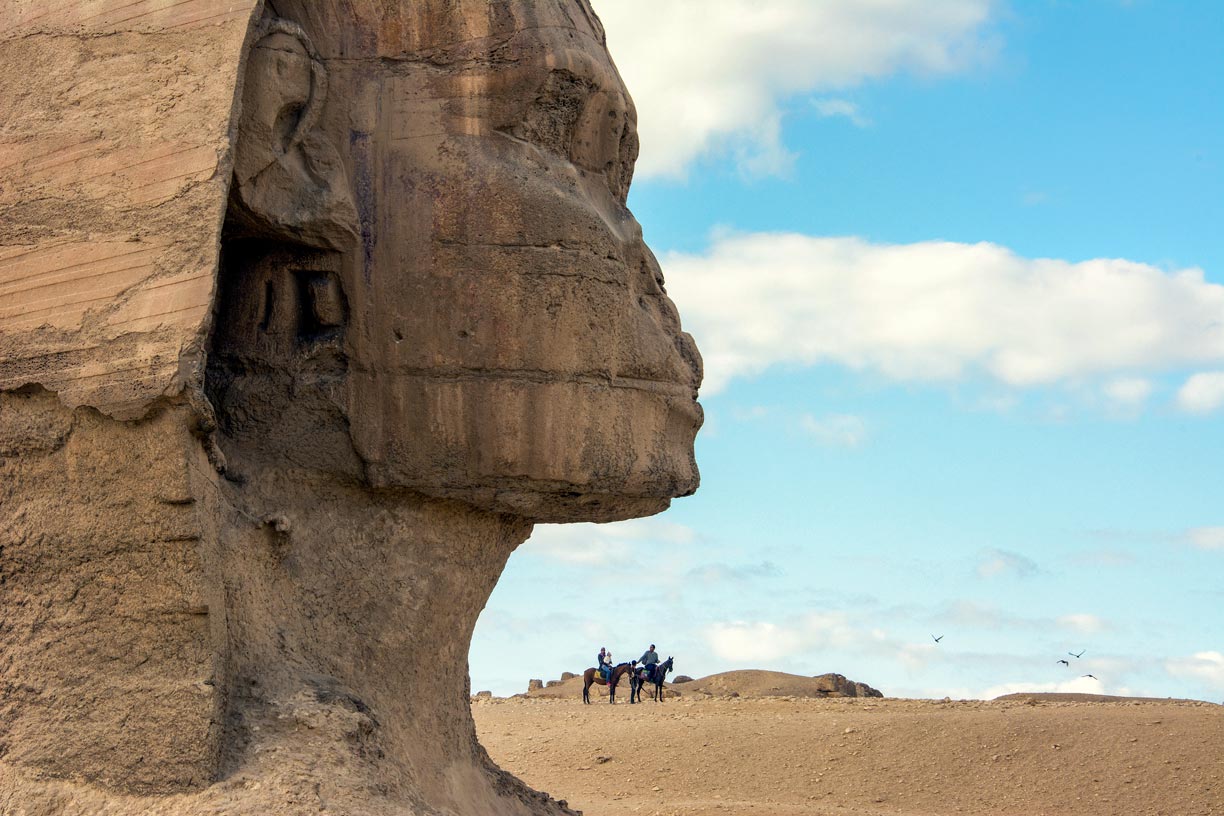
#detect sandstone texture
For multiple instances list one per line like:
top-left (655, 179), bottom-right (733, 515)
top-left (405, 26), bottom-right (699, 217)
top-left (0, 0), bottom-right (259, 418)
top-left (0, 2), bottom-right (702, 814)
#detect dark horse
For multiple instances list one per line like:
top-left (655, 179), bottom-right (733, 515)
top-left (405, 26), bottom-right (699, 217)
top-left (630, 656), bottom-right (674, 703)
top-left (583, 662), bottom-right (633, 704)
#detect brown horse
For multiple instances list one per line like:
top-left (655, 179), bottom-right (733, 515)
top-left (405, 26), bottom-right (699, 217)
top-left (583, 662), bottom-right (632, 704)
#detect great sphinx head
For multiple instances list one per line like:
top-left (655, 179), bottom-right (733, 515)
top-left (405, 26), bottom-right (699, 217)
top-left (0, 2), bottom-right (699, 809)
top-left (208, 0), bottom-right (702, 523)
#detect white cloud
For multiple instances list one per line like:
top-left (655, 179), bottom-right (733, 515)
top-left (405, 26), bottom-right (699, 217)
top-left (1176, 371), bottom-right (1224, 414)
top-left (1186, 527), bottom-right (1224, 551)
top-left (662, 232), bottom-right (1224, 395)
top-left (1166, 651), bottom-right (1224, 691)
top-left (705, 612), bottom-right (870, 662)
top-left (1103, 377), bottom-right (1153, 408)
top-left (897, 642), bottom-right (941, 672)
top-left (1057, 613), bottom-right (1108, 634)
top-left (799, 413), bottom-right (867, 447)
top-left (594, 0), bottom-right (997, 178)
top-left (979, 675), bottom-right (1108, 699)
top-left (812, 97), bottom-right (871, 127)
top-left (976, 549), bottom-right (1039, 579)
top-left (520, 518), bottom-right (695, 566)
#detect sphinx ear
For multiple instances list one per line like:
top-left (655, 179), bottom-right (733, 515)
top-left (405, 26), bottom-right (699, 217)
top-left (232, 20), bottom-right (316, 184)
top-left (228, 16), bottom-right (356, 251)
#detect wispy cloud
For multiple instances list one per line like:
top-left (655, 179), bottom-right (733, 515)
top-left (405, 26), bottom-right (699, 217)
top-left (520, 518), bottom-right (696, 566)
top-left (1069, 548), bottom-right (1136, 568)
top-left (731, 405), bottom-right (771, 421)
top-left (976, 549), bottom-right (1040, 579)
top-left (799, 412), bottom-right (868, 447)
top-left (940, 600), bottom-right (1051, 631)
top-left (1176, 372), bottom-right (1224, 414)
top-left (664, 232), bottom-right (1224, 396)
top-left (1057, 613), bottom-right (1109, 634)
top-left (979, 675), bottom-right (1111, 699)
top-left (1166, 651), bottom-right (1224, 691)
top-left (687, 561), bottom-right (780, 585)
top-left (594, 0), bottom-right (997, 178)
top-left (1185, 527), bottom-right (1224, 551)
top-left (704, 612), bottom-right (874, 662)
top-left (1103, 377), bottom-right (1153, 410)
top-left (812, 97), bottom-right (871, 127)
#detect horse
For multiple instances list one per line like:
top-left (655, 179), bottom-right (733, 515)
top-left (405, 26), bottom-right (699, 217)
top-left (583, 662), bottom-right (633, 704)
top-left (630, 656), bottom-right (674, 703)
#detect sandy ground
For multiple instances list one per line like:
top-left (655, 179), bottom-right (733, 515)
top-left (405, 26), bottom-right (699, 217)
top-left (473, 694), bottom-right (1223, 816)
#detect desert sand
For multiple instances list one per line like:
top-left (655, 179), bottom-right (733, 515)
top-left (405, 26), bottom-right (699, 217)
top-left (474, 672), bottom-right (1223, 816)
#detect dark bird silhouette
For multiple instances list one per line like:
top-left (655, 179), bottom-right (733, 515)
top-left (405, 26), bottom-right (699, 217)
top-left (1069, 649), bottom-right (1086, 658)
top-left (931, 635), bottom-right (943, 643)
top-left (1082, 674), bottom-right (1097, 680)
top-left (1057, 659), bottom-right (1069, 666)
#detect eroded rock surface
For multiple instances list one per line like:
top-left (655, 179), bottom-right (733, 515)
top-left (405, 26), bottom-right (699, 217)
top-left (0, 2), bottom-right (702, 814)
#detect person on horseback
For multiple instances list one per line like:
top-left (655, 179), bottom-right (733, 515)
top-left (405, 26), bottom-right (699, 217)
top-left (638, 644), bottom-right (659, 682)
top-left (597, 647), bottom-right (613, 681)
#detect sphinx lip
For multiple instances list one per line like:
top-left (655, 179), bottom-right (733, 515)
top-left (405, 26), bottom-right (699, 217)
top-left (353, 364), bottom-right (698, 398)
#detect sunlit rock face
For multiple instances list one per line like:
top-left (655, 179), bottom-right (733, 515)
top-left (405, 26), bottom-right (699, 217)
top-left (0, 1), bottom-right (700, 814)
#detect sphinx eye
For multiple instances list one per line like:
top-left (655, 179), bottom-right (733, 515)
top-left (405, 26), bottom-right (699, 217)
top-left (610, 113), bottom-right (638, 203)
top-left (509, 71), bottom-right (635, 202)
top-left (512, 70), bottom-right (596, 161)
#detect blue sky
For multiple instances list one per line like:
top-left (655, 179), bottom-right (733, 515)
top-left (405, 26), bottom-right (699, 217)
top-left (471, 0), bottom-right (1224, 701)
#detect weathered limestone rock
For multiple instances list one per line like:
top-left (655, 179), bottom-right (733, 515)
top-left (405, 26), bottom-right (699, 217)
top-left (0, 2), bottom-right (702, 814)
top-left (813, 673), bottom-right (885, 698)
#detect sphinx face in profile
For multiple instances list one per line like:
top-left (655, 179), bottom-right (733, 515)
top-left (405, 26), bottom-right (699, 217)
top-left (210, 0), bottom-right (702, 523)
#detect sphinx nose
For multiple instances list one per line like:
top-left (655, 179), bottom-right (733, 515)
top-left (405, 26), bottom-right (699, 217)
top-left (634, 241), bottom-right (704, 394)
top-left (678, 330), bottom-right (703, 393)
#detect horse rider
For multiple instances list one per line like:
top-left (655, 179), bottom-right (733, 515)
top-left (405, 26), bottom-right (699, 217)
top-left (597, 647), bottom-right (613, 681)
top-left (638, 644), bottom-right (659, 681)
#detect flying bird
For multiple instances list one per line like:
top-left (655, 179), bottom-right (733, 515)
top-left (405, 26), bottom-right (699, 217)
top-left (932, 635), bottom-right (944, 643)
top-left (1057, 659), bottom-right (1069, 666)
top-left (1082, 674), bottom-right (1097, 680)
top-left (1069, 650), bottom-right (1086, 658)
